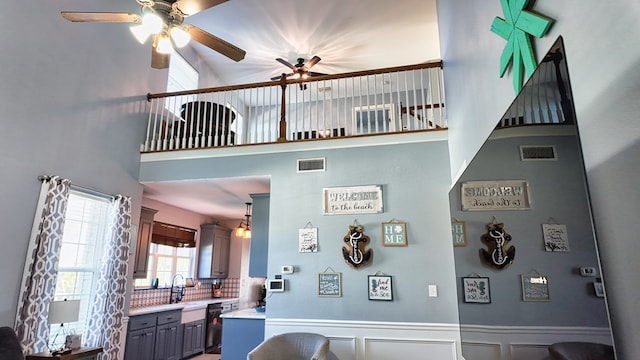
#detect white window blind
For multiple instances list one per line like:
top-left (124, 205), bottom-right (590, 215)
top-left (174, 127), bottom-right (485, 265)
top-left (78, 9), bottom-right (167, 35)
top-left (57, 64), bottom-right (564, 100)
top-left (165, 53), bottom-right (199, 115)
top-left (51, 191), bottom-right (112, 347)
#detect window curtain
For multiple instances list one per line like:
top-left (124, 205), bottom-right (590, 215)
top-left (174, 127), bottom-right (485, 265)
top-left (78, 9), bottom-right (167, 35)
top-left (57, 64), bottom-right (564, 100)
top-left (15, 176), bottom-right (71, 354)
top-left (84, 195), bottom-right (132, 360)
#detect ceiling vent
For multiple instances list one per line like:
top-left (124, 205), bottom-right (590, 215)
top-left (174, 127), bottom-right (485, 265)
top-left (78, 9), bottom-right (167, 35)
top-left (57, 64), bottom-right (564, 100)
top-left (520, 145), bottom-right (557, 161)
top-left (297, 157), bottom-right (326, 173)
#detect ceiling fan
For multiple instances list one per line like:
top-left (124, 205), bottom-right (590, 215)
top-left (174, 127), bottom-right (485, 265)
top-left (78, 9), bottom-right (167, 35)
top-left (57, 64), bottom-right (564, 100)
top-left (60, 0), bottom-right (246, 69)
top-left (270, 56), bottom-right (327, 81)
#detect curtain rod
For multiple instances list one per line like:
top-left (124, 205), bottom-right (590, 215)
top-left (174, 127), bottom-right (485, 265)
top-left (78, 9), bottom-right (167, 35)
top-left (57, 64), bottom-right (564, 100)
top-left (38, 175), bottom-right (117, 201)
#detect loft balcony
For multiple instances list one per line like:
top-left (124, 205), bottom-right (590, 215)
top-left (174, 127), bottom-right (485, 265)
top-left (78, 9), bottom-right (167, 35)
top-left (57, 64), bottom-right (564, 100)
top-left (141, 61), bottom-right (447, 155)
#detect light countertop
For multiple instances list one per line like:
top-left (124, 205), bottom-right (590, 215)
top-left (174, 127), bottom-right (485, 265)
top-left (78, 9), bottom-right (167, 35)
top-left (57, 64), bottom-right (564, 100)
top-left (128, 298), bottom-right (239, 316)
top-left (220, 307), bottom-right (266, 320)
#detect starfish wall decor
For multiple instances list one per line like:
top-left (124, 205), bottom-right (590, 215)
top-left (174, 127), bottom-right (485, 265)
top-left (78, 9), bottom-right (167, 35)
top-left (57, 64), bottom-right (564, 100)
top-left (491, 0), bottom-right (554, 93)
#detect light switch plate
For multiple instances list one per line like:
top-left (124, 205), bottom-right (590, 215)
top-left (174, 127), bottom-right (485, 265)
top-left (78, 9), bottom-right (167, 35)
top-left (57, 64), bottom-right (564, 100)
top-left (428, 285), bottom-right (438, 297)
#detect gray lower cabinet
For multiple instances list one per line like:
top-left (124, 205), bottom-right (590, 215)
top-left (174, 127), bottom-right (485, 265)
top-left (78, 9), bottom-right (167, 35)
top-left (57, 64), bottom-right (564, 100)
top-left (182, 320), bottom-right (205, 358)
top-left (125, 310), bottom-right (182, 360)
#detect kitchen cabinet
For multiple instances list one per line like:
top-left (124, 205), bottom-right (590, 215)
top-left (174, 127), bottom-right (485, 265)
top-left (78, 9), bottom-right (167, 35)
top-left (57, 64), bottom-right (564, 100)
top-left (133, 207), bottom-right (157, 279)
top-left (182, 319), bottom-right (205, 358)
top-left (125, 310), bottom-right (182, 360)
top-left (220, 316), bottom-right (264, 360)
top-left (248, 193), bottom-right (270, 277)
top-left (198, 224), bottom-right (231, 279)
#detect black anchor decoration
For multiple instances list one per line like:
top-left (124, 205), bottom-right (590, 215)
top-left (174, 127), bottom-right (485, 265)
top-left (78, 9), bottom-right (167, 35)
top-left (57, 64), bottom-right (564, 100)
top-left (480, 219), bottom-right (515, 270)
top-left (342, 222), bottom-right (373, 269)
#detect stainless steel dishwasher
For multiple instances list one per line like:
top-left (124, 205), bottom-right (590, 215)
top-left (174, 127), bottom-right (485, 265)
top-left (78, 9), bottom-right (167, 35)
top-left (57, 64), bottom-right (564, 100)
top-left (204, 303), bottom-right (222, 354)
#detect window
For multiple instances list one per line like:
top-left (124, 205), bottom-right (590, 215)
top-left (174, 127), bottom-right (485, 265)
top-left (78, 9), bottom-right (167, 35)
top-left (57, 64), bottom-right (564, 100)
top-left (165, 52), bottom-right (199, 116)
top-left (134, 243), bottom-right (194, 288)
top-left (353, 104), bottom-right (397, 135)
top-left (51, 191), bottom-right (113, 347)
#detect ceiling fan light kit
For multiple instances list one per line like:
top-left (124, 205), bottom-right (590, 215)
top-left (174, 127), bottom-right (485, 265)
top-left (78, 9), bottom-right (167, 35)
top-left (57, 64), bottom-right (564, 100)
top-left (61, 0), bottom-right (246, 69)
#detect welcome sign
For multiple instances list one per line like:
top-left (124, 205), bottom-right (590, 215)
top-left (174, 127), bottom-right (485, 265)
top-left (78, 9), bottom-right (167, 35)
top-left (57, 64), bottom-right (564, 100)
top-left (323, 185), bottom-right (383, 215)
top-left (461, 180), bottom-right (531, 211)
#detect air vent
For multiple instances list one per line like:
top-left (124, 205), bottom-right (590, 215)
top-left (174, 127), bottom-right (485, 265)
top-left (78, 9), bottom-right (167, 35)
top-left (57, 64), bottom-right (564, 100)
top-left (297, 157), bottom-right (326, 172)
top-left (520, 145), bottom-right (557, 161)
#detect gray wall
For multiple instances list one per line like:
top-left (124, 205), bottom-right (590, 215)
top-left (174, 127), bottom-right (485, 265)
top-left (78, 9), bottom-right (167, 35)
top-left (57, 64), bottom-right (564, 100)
top-left (450, 131), bottom-right (609, 327)
top-left (139, 140), bottom-right (461, 323)
top-left (0, 0), bottom-right (167, 326)
top-left (438, 1), bottom-right (640, 358)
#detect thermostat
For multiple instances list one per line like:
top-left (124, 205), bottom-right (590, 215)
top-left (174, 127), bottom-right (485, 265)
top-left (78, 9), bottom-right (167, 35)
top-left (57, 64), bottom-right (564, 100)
top-left (266, 278), bottom-right (285, 292)
top-left (282, 265), bottom-right (294, 274)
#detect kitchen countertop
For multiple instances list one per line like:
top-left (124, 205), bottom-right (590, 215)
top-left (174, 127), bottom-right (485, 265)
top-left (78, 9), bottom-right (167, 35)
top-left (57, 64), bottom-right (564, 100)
top-left (220, 307), bottom-right (266, 320)
top-left (128, 298), bottom-right (239, 316)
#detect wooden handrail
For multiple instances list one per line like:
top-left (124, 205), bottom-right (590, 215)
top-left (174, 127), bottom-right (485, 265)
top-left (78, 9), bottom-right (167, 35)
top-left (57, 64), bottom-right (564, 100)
top-left (146, 60), bottom-right (443, 101)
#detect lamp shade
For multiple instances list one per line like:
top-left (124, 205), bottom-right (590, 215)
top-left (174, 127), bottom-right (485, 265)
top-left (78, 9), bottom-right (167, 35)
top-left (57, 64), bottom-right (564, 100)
top-left (48, 300), bottom-right (80, 324)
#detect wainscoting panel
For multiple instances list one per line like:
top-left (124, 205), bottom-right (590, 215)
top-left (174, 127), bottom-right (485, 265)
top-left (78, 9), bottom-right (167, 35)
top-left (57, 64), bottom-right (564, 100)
top-left (266, 318), bottom-right (461, 360)
top-left (460, 325), bottom-right (613, 360)
top-left (364, 337), bottom-right (457, 360)
top-left (461, 341), bottom-right (502, 360)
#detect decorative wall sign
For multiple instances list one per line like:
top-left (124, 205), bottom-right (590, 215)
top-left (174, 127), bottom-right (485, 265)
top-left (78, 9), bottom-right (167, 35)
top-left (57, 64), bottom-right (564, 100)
top-left (318, 271), bottom-right (341, 297)
top-left (461, 180), bottom-right (531, 211)
top-left (462, 277), bottom-right (491, 303)
top-left (542, 223), bottom-right (570, 252)
top-left (323, 185), bottom-right (383, 215)
top-left (451, 221), bottom-right (467, 247)
top-left (381, 221), bottom-right (407, 246)
top-left (368, 275), bottom-right (393, 301)
top-left (480, 220), bottom-right (515, 270)
top-left (299, 227), bottom-right (318, 252)
top-left (490, 0), bottom-right (554, 93)
top-left (342, 223), bottom-right (373, 268)
top-left (521, 273), bottom-right (550, 301)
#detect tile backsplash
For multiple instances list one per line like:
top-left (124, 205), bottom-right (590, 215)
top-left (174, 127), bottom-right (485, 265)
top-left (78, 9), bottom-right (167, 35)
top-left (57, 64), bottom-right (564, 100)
top-left (130, 278), bottom-right (240, 308)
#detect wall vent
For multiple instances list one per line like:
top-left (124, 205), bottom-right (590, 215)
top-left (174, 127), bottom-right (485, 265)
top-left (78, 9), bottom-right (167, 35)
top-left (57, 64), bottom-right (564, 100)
top-left (520, 145), bottom-right (557, 161)
top-left (297, 157), bottom-right (326, 172)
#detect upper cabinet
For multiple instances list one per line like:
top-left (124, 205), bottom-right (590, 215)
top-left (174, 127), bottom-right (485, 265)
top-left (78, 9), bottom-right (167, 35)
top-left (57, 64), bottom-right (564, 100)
top-left (133, 207), bottom-right (158, 279)
top-left (249, 193), bottom-right (270, 278)
top-left (198, 224), bottom-right (231, 279)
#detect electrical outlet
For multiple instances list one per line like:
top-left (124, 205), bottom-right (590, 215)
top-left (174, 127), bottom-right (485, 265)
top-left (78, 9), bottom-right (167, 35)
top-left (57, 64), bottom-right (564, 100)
top-left (580, 267), bottom-right (597, 277)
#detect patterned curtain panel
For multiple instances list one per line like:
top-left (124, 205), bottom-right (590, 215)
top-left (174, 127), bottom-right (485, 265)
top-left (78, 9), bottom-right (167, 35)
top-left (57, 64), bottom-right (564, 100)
top-left (85, 195), bottom-right (131, 360)
top-left (15, 176), bottom-right (71, 354)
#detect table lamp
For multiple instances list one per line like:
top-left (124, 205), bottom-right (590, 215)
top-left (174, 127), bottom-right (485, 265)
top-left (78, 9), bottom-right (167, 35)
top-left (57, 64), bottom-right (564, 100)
top-left (48, 299), bottom-right (80, 355)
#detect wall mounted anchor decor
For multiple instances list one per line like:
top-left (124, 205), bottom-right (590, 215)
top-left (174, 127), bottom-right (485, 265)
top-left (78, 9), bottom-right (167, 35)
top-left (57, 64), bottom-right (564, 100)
top-left (342, 222), bottom-right (373, 268)
top-left (480, 219), bottom-right (515, 269)
top-left (490, 0), bottom-right (554, 93)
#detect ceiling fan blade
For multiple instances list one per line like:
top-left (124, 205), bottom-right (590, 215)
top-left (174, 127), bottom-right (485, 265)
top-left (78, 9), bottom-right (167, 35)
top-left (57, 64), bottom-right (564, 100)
top-left (305, 56), bottom-right (321, 69)
top-left (275, 58), bottom-right (295, 70)
top-left (61, 12), bottom-right (140, 23)
top-left (270, 73), bottom-right (293, 81)
top-left (151, 40), bottom-right (170, 69)
top-left (175, 0), bottom-right (229, 16)
top-left (187, 26), bottom-right (246, 62)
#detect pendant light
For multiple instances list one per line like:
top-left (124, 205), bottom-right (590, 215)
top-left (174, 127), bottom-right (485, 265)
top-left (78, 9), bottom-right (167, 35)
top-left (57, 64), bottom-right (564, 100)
top-left (235, 202), bottom-right (252, 238)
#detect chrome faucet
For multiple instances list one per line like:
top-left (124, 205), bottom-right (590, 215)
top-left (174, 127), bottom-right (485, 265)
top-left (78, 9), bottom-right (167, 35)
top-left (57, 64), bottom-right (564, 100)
top-left (170, 274), bottom-right (185, 303)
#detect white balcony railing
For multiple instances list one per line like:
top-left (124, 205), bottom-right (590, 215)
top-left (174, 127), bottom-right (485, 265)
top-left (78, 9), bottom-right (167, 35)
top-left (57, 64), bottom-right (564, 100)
top-left (142, 61), bottom-right (446, 153)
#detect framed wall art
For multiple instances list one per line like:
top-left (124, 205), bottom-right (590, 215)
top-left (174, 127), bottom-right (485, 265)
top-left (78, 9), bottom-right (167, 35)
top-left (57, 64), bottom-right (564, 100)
top-left (318, 271), bottom-right (341, 297)
top-left (368, 275), bottom-right (393, 301)
top-left (381, 221), bottom-right (407, 246)
top-left (521, 273), bottom-right (550, 301)
top-left (542, 223), bottom-right (570, 252)
top-left (299, 227), bottom-right (319, 252)
top-left (462, 277), bottom-right (491, 303)
top-left (451, 220), bottom-right (467, 247)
